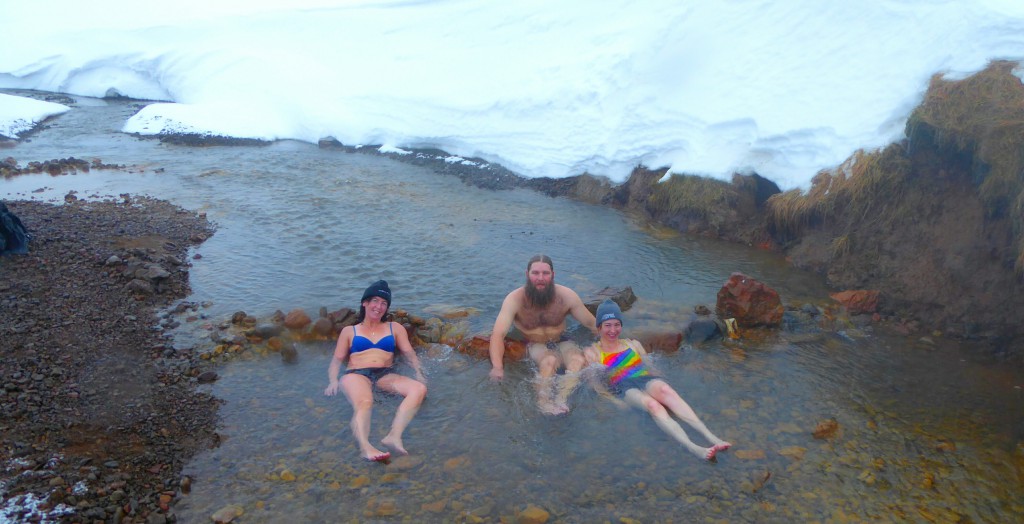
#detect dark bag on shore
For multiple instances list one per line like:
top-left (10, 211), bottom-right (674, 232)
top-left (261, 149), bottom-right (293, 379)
top-left (0, 201), bottom-right (30, 255)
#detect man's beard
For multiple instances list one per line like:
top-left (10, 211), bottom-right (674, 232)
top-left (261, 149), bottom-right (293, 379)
top-left (525, 278), bottom-right (555, 308)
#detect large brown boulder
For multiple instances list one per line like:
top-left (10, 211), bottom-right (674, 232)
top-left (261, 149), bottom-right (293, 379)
top-left (283, 308), bottom-right (311, 330)
top-left (715, 272), bottom-right (784, 327)
top-left (583, 286), bottom-right (637, 315)
top-left (457, 334), bottom-right (527, 361)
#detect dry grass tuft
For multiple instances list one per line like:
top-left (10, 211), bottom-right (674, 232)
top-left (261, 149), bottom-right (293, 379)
top-left (909, 60), bottom-right (1024, 272)
top-left (646, 173), bottom-right (736, 218)
top-left (830, 234), bottom-right (851, 259)
top-left (765, 145), bottom-right (912, 240)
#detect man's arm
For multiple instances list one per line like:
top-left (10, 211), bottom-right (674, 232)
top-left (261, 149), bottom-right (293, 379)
top-left (565, 288), bottom-right (597, 334)
top-left (488, 292), bottom-right (518, 379)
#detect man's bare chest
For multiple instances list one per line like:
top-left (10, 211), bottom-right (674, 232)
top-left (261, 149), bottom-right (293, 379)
top-left (517, 303), bottom-right (569, 330)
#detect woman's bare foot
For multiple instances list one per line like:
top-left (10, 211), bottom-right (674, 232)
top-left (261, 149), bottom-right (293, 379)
top-left (703, 446), bottom-right (719, 461)
top-left (703, 442), bottom-right (732, 461)
top-left (381, 435), bottom-right (408, 455)
top-left (361, 445), bottom-right (391, 462)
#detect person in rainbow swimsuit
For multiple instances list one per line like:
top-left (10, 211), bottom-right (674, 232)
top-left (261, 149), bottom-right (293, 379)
top-left (583, 299), bottom-right (731, 461)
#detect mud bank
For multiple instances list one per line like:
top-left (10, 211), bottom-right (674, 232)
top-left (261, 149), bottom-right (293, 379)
top-left (1, 198), bottom-right (218, 523)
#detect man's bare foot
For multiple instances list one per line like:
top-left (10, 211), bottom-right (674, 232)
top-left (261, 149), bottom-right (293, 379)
top-left (538, 401), bottom-right (569, 416)
top-left (381, 435), bottom-right (408, 456)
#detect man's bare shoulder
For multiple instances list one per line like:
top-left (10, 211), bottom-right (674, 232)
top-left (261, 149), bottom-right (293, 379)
top-left (506, 286), bottom-right (526, 300)
top-left (554, 284), bottom-right (583, 301)
top-left (501, 286), bottom-right (527, 308)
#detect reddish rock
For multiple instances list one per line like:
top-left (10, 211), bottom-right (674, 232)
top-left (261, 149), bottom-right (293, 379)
top-left (311, 317), bottom-right (334, 337)
top-left (715, 272), bottom-right (784, 327)
top-left (284, 309), bottom-right (311, 330)
top-left (633, 330), bottom-right (683, 353)
top-left (829, 289), bottom-right (880, 315)
top-left (517, 504), bottom-right (550, 524)
top-left (457, 334), bottom-right (527, 361)
top-left (328, 307), bottom-right (356, 327)
top-left (271, 310), bottom-right (286, 324)
top-left (812, 418), bottom-right (839, 439)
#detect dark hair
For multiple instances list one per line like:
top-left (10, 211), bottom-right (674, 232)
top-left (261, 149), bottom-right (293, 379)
top-left (527, 254), bottom-right (553, 272)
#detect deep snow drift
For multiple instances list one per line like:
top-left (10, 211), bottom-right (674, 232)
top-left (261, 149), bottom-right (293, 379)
top-left (2, 0), bottom-right (1024, 190)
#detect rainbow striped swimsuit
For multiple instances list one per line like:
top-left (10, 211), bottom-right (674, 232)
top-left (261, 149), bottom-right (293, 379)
top-left (600, 344), bottom-right (649, 386)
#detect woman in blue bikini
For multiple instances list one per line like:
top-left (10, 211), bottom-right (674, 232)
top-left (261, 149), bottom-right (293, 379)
top-left (584, 300), bottom-right (731, 461)
top-left (324, 280), bottom-right (427, 462)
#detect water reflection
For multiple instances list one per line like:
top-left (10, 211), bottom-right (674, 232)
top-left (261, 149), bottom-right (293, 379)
top-left (3, 92), bottom-right (1023, 522)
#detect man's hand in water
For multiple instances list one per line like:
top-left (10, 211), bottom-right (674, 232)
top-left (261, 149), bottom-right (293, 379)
top-left (489, 367), bottom-right (504, 380)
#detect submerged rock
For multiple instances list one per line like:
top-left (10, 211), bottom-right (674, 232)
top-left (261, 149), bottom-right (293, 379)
top-left (458, 334), bottom-right (526, 361)
top-left (211, 504), bottom-right (244, 523)
top-left (812, 418), bottom-right (840, 439)
top-left (517, 504), bottom-right (550, 524)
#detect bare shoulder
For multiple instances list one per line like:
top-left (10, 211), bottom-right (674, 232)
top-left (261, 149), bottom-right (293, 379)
top-left (629, 339), bottom-right (648, 354)
top-left (503, 287), bottom-right (526, 308)
top-left (555, 284), bottom-right (583, 301)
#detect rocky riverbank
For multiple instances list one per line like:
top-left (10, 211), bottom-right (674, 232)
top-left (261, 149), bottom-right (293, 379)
top-left (370, 61), bottom-right (1024, 360)
top-left (1, 197), bottom-right (219, 523)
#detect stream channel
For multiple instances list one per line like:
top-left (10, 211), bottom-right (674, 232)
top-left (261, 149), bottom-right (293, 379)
top-left (2, 92), bottom-right (1022, 523)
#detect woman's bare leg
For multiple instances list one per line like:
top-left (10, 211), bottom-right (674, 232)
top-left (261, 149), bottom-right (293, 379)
top-left (623, 388), bottom-right (717, 460)
top-left (645, 379), bottom-right (731, 452)
top-left (377, 374), bottom-right (427, 455)
top-left (340, 374), bottom-right (390, 461)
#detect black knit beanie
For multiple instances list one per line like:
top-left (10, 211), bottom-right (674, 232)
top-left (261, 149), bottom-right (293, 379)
top-left (360, 280), bottom-right (392, 307)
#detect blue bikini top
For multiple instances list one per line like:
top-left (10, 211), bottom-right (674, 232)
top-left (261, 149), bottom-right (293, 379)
top-left (350, 323), bottom-right (396, 354)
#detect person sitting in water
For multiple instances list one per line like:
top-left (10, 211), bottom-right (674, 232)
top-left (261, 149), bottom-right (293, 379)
top-left (584, 299), bottom-right (732, 461)
top-left (324, 280), bottom-right (427, 462)
top-left (489, 254), bottom-right (597, 415)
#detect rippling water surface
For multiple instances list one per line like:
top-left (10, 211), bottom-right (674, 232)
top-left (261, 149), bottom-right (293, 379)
top-left (3, 93), bottom-right (1023, 523)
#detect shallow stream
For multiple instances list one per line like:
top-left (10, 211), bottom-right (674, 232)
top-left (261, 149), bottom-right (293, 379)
top-left (3, 92), bottom-right (1022, 523)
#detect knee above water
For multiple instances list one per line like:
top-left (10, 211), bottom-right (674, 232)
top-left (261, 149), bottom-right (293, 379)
top-left (540, 354), bottom-right (559, 370)
top-left (351, 398), bottom-right (374, 411)
top-left (645, 398), bottom-right (667, 416)
top-left (652, 382), bottom-right (673, 396)
top-left (412, 382), bottom-right (428, 398)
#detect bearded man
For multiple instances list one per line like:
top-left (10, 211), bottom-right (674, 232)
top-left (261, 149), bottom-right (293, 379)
top-left (489, 254), bottom-right (596, 414)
